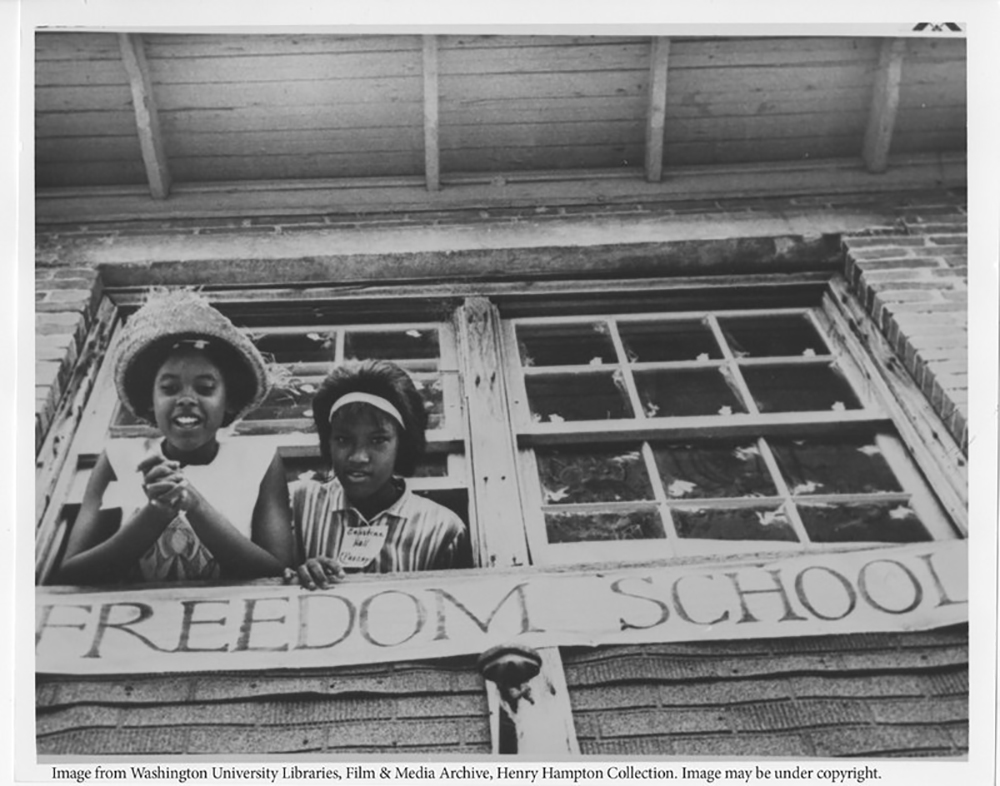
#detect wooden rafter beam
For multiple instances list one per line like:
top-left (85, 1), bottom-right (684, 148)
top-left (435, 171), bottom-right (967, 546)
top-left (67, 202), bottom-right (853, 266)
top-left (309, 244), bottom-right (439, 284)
top-left (422, 35), bottom-right (441, 192)
top-left (644, 37), bottom-right (671, 182)
top-left (863, 38), bottom-right (907, 174)
top-left (118, 33), bottom-right (172, 199)
top-left (35, 153), bottom-right (967, 224)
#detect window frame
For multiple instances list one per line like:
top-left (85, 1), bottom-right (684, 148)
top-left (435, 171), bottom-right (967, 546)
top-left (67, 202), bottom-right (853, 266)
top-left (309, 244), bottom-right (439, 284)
top-left (497, 288), bottom-right (965, 567)
top-left (35, 304), bottom-right (473, 585)
top-left (35, 273), bottom-right (967, 586)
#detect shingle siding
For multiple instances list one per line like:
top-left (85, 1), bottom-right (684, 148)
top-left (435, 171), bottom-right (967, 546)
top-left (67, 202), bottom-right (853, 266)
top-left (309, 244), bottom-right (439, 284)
top-left (37, 659), bottom-right (492, 756)
top-left (562, 626), bottom-right (968, 758)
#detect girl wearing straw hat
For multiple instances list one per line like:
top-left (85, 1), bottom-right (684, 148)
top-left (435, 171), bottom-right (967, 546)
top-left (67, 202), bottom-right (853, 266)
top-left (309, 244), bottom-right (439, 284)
top-left (56, 290), bottom-right (294, 584)
top-left (287, 360), bottom-right (469, 590)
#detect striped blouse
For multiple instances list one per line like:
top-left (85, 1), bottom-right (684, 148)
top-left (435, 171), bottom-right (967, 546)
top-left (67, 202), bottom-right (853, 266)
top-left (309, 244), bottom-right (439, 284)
top-left (290, 477), bottom-right (469, 573)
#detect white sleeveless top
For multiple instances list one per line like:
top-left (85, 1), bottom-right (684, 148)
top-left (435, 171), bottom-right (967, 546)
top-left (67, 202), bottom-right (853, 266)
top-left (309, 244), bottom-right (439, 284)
top-left (104, 437), bottom-right (273, 582)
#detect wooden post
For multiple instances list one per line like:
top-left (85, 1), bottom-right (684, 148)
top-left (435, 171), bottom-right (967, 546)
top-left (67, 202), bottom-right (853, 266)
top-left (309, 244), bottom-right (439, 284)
top-left (479, 645), bottom-right (579, 756)
top-left (422, 35), bottom-right (441, 192)
top-left (457, 297), bottom-right (530, 568)
top-left (863, 38), bottom-right (907, 174)
top-left (644, 37), bottom-right (671, 182)
top-left (118, 33), bottom-right (172, 199)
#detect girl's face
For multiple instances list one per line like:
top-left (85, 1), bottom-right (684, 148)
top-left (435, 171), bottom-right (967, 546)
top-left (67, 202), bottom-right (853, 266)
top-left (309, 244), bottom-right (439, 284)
top-left (152, 349), bottom-right (229, 455)
top-left (328, 405), bottom-right (400, 508)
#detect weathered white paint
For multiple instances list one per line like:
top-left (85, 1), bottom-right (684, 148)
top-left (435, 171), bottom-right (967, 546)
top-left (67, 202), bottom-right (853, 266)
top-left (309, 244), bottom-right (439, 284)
top-left (35, 152), bottom-right (966, 225)
top-left (36, 540), bottom-right (966, 675)
top-left (37, 209), bottom-right (917, 269)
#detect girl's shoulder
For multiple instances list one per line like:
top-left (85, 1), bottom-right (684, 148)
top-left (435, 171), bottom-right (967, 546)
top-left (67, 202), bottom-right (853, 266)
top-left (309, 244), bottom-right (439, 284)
top-left (289, 473), bottom-right (344, 506)
top-left (399, 487), bottom-right (465, 533)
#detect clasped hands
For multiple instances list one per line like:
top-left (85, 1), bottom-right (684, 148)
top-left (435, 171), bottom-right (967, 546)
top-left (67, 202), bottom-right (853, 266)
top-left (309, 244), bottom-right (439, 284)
top-left (139, 454), bottom-right (346, 589)
top-left (138, 454), bottom-right (200, 515)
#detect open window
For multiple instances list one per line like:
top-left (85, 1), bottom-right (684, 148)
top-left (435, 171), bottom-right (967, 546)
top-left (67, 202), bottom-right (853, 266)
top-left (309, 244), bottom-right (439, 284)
top-left (36, 275), bottom-right (965, 586)
top-left (35, 299), bottom-right (473, 584)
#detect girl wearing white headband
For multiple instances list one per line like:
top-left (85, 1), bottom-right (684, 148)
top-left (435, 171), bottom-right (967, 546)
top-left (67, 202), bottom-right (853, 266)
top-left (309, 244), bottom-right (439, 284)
top-left (287, 360), bottom-right (469, 588)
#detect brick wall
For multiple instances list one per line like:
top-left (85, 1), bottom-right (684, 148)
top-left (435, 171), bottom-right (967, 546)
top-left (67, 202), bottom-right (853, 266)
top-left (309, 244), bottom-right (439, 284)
top-left (34, 267), bottom-right (103, 452)
top-left (842, 200), bottom-right (968, 451)
top-left (34, 190), bottom-right (969, 456)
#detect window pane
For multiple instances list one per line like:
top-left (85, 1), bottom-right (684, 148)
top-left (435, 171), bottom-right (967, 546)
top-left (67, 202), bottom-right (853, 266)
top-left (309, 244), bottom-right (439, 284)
top-left (545, 509), bottom-right (664, 543)
top-left (618, 319), bottom-right (721, 362)
top-left (635, 367), bottom-right (746, 418)
top-left (526, 372), bottom-right (633, 422)
top-left (718, 314), bottom-right (828, 357)
top-left (412, 373), bottom-right (445, 430)
top-left (516, 323), bottom-right (617, 367)
top-left (651, 440), bottom-right (777, 499)
top-left (252, 330), bottom-right (337, 364)
top-left (344, 329), bottom-right (440, 367)
top-left (535, 445), bottom-right (652, 504)
top-left (672, 505), bottom-right (799, 541)
top-left (411, 455), bottom-right (451, 478)
top-left (742, 364), bottom-right (861, 413)
top-left (798, 502), bottom-right (932, 543)
top-left (244, 376), bottom-right (319, 422)
top-left (770, 436), bottom-right (902, 495)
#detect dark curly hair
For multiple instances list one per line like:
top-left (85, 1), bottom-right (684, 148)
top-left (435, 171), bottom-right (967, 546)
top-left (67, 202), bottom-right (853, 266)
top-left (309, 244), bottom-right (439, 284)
top-left (312, 360), bottom-right (428, 476)
top-left (127, 337), bottom-right (257, 428)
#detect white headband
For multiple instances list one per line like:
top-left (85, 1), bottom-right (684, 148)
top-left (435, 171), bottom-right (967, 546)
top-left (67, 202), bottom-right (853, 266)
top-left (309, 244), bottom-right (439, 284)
top-left (329, 391), bottom-right (405, 429)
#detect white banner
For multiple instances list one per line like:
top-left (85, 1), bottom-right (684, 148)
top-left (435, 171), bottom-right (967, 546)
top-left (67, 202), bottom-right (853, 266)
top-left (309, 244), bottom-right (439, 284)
top-left (35, 541), bottom-right (967, 675)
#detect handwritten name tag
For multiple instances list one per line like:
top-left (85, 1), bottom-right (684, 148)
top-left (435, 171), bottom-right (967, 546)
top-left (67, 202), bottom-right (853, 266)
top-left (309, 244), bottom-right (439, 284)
top-left (338, 522), bottom-right (390, 570)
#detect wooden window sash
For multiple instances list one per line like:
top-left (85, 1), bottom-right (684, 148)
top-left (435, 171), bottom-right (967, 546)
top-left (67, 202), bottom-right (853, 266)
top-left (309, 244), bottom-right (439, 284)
top-left (109, 415), bottom-right (466, 444)
top-left (641, 439), bottom-right (680, 547)
top-left (516, 410), bottom-right (892, 445)
top-left (239, 320), bottom-right (447, 336)
top-left (509, 306), bottom-right (814, 327)
top-left (706, 312), bottom-right (761, 416)
top-left (752, 435), bottom-right (811, 542)
top-left (504, 295), bottom-right (963, 567)
top-left (508, 306), bottom-right (885, 429)
top-left (519, 355), bottom-right (842, 377)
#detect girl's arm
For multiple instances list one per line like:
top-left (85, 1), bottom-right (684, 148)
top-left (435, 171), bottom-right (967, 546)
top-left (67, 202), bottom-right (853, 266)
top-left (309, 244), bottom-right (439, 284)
top-left (181, 453), bottom-right (294, 579)
top-left (55, 452), bottom-right (176, 585)
top-left (251, 453), bottom-right (296, 570)
top-left (431, 512), bottom-right (472, 571)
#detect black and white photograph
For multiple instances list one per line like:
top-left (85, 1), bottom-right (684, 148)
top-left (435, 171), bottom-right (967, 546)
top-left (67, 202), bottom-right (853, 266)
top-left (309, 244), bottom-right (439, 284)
top-left (15, 1), bottom-right (998, 781)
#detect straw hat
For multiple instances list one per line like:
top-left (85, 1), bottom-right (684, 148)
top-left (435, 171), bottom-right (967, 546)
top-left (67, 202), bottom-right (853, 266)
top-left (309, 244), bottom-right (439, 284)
top-left (114, 289), bottom-right (270, 426)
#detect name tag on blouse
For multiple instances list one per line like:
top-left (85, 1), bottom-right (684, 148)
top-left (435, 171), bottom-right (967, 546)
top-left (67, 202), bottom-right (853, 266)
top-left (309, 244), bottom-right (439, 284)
top-left (339, 522), bottom-right (390, 569)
